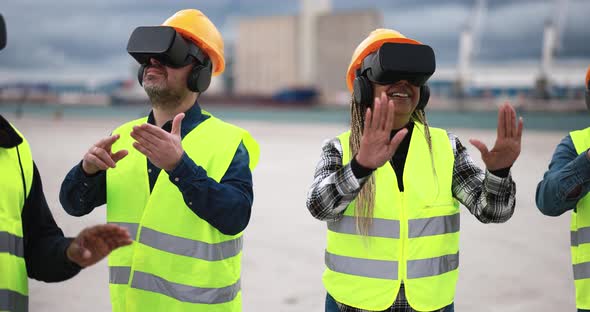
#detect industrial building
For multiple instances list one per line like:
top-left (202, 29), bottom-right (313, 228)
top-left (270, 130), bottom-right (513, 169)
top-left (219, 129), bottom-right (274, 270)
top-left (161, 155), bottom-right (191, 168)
top-left (233, 0), bottom-right (588, 106)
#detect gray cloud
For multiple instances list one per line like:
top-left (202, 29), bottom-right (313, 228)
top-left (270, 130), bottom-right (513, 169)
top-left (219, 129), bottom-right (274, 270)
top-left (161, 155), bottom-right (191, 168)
top-left (0, 0), bottom-right (588, 82)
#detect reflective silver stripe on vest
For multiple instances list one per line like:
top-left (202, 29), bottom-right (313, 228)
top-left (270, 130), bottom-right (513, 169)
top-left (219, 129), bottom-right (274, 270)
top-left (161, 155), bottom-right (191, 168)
top-left (574, 262), bottom-right (590, 280)
top-left (131, 271), bottom-right (240, 304)
top-left (407, 252), bottom-right (459, 279)
top-left (328, 216), bottom-right (400, 239)
top-left (139, 227), bottom-right (242, 261)
top-left (109, 266), bottom-right (131, 285)
top-left (0, 231), bottom-right (24, 258)
top-left (408, 214), bottom-right (460, 238)
top-left (571, 226), bottom-right (590, 247)
top-left (0, 289), bottom-right (28, 312)
top-left (325, 251), bottom-right (398, 280)
top-left (109, 222), bottom-right (139, 239)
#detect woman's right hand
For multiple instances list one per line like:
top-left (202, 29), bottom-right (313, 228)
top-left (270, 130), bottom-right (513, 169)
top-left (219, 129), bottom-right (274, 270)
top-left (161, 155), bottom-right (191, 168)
top-left (355, 92), bottom-right (408, 169)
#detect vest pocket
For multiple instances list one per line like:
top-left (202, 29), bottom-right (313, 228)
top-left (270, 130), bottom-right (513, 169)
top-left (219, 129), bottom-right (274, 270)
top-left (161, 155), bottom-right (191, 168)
top-left (423, 201), bottom-right (456, 209)
top-left (415, 202), bottom-right (458, 221)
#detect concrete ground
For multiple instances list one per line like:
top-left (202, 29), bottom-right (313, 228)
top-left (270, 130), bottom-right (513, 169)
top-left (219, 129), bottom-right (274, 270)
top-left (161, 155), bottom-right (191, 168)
top-left (6, 113), bottom-right (575, 311)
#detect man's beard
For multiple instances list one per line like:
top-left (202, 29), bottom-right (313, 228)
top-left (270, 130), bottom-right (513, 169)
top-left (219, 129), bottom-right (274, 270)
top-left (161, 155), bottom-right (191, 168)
top-left (143, 81), bottom-right (189, 110)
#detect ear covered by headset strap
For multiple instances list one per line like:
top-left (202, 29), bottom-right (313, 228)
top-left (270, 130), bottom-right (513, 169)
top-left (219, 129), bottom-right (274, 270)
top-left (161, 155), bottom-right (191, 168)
top-left (187, 58), bottom-right (212, 93)
top-left (353, 76), bottom-right (373, 109)
top-left (417, 84), bottom-right (430, 111)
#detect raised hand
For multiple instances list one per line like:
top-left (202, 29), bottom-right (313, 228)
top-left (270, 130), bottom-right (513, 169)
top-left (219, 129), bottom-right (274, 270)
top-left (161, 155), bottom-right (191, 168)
top-left (469, 102), bottom-right (523, 171)
top-left (355, 92), bottom-right (408, 169)
top-left (66, 224), bottom-right (132, 268)
top-left (130, 113), bottom-right (185, 171)
top-left (82, 135), bottom-right (128, 175)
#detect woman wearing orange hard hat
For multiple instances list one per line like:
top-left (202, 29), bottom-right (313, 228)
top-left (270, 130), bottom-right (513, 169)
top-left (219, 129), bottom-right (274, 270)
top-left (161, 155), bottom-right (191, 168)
top-left (306, 28), bottom-right (523, 312)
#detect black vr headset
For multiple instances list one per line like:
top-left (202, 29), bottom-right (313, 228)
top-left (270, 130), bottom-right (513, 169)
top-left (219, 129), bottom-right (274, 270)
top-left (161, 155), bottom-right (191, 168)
top-left (127, 26), bottom-right (212, 93)
top-left (0, 14), bottom-right (6, 51)
top-left (353, 42), bottom-right (436, 111)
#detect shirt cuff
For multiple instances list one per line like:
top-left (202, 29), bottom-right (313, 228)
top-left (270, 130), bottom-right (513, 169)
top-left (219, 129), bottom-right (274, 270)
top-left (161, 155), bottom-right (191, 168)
top-left (75, 161), bottom-right (105, 185)
top-left (166, 152), bottom-right (206, 185)
top-left (485, 169), bottom-right (513, 195)
top-left (351, 155), bottom-right (375, 179)
top-left (335, 162), bottom-right (369, 195)
top-left (489, 166), bottom-right (511, 178)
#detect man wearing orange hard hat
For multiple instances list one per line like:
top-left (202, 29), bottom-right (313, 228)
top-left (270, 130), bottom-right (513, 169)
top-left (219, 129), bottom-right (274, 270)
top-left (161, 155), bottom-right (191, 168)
top-left (59, 9), bottom-right (259, 311)
top-left (306, 28), bottom-right (523, 312)
top-left (536, 66), bottom-right (590, 312)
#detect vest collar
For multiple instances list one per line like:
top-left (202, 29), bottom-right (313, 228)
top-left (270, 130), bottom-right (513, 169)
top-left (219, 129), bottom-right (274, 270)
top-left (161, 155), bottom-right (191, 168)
top-left (0, 115), bottom-right (23, 148)
top-left (146, 100), bottom-right (206, 139)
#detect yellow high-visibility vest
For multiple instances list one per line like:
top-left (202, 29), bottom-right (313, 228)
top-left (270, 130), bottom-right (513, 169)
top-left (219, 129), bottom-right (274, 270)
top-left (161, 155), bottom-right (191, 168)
top-left (0, 125), bottom-right (33, 312)
top-left (106, 112), bottom-right (259, 312)
top-left (324, 122), bottom-right (459, 311)
top-left (569, 127), bottom-right (590, 309)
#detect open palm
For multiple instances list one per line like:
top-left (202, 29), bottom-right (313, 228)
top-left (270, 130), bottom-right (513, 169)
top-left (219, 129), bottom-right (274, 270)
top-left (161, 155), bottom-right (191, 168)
top-left (469, 102), bottom-right (523, 171)
top-left (355, 92), bottom-right (408, 169)
top-left (67, 224), bottom-right (132, 268)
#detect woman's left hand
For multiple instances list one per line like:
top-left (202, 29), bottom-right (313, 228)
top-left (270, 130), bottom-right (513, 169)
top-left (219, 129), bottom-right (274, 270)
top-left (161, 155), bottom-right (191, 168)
top-left (469, 102), bottom-right (523, 171)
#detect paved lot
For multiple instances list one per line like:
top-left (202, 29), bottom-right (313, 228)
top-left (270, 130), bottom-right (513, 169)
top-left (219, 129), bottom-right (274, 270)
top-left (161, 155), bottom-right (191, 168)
top-left (6, 113), bottom-right (575, 311)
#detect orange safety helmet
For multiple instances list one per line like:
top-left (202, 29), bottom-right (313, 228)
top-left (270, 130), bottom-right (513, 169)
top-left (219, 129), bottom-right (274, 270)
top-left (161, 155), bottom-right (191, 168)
top-left (586, 65), bottom-right (590, 90)
top-left (346, 28), bottom-right (422, 92)
top-left (163, 9), bottom-right (225, 76)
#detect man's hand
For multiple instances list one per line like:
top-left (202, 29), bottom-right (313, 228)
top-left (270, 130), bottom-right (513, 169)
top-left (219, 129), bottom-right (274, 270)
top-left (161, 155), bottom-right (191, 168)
top-left (469, 102), bottom-right (523, 171)
top-left (355, 92), bottom-right (408, 169)
top-left (130, 113), bottom-right (185, 171)
top-left (66, 224), bottom-right (132, 268)
top-left (82, 135), bottom-right (128, 175)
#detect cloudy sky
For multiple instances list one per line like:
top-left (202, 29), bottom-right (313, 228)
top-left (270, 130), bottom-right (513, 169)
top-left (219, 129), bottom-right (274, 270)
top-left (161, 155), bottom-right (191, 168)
top-left (0, 0), bottom-right (588, 83)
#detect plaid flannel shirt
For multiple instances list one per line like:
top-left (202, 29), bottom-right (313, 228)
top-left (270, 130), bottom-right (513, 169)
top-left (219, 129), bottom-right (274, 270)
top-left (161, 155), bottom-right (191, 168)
top-left (306, 132), bottom-right (516, 312)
